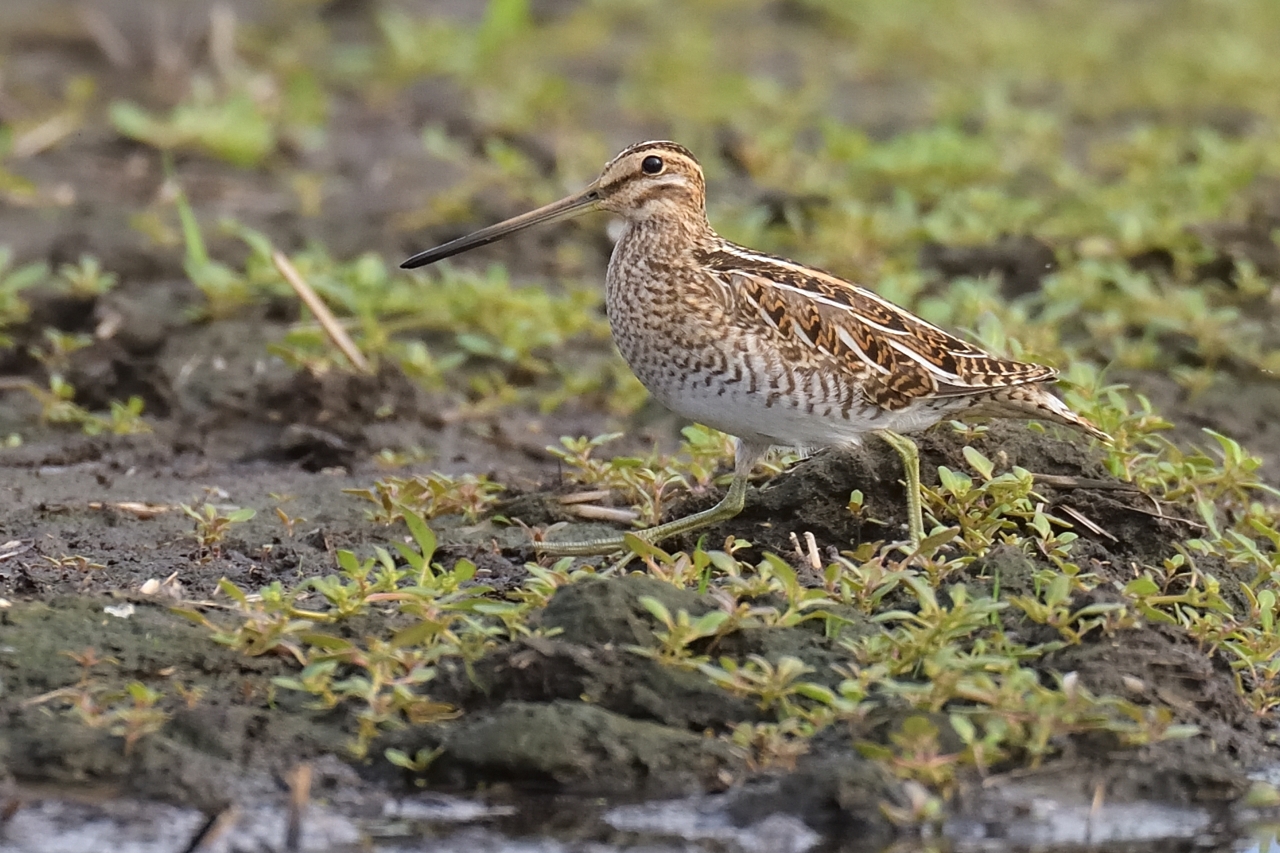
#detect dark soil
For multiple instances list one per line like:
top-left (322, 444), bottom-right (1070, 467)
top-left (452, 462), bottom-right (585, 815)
top-left (4, 409), bottom-right (1278, 841)
top-left (1, 4), bottom-right (1280, 849)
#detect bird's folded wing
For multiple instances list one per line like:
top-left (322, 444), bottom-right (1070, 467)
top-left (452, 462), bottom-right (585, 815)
top-left (703, 248), bottom-right (1055, 411)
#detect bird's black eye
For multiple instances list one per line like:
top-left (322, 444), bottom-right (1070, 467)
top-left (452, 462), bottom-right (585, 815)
top-left (641, 155), bottom-right (664, 175)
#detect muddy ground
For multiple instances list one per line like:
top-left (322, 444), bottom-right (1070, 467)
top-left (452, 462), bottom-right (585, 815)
top-left (1, 3), bottom-right (1280, 851)
top-left (2, 290), bottom-right (1278, 847)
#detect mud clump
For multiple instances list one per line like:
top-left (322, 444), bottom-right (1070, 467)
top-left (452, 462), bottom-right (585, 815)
top-left (429, 577), bottom-right (763, 730)
top-left (408, 700), bottom-right (738, 794)
top-left (0, 599), bottom-right (349, 809)
top-left (539, 574), bottom-right (715, 647)
top-left (379, 577), bottom-right (756, 794)
top-left (253, 365), bottom-right (435, 470)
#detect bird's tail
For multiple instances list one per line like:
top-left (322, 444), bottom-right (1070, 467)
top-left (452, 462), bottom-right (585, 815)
top-left (963, 383), bottom-right (1110, 443)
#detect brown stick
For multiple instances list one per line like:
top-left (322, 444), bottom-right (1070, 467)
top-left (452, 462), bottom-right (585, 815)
top-left (285, 762), bottom-right (312, 851)
top-left (272, 251), bottom-right (373, 374)
top-left (568, 504), bottom-right (640, 523)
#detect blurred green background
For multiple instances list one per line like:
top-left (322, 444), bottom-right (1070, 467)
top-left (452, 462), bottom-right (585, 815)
top-left (0, 0), bottom-right (1277, 430)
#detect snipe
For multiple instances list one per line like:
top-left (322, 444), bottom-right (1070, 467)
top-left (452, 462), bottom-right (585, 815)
top-left (402, 141), bottom-right (1107, 556)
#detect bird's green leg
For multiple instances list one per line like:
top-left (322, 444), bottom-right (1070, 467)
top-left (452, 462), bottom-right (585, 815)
top-left (876, 429), bottom-right (924, 550)
top-left (537, 474), bottom-right (748, 557)
top-left (537, 440), bottom-right (768, 558)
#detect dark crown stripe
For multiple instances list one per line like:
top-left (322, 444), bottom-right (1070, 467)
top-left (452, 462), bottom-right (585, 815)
top-left (605, 140), bottom-right (699, 171)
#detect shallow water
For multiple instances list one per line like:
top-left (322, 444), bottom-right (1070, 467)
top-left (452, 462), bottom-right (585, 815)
top-left (1, 785), bottom-right (1272, 853)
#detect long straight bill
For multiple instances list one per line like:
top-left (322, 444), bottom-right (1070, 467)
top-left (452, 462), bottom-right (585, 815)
top-left (400, 185), bottom-right (602, 269)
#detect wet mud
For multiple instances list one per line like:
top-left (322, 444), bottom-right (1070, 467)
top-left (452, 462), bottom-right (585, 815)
top-left (4, 403), bottom-right (1280, 846)
top-left (1, 4), bottom-right (1280, 851)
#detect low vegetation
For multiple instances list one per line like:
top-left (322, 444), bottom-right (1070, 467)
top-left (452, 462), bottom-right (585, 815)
top-left (1, 0), bottom-right (1278, 830)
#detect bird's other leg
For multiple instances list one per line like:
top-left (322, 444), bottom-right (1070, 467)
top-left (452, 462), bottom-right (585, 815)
top-left (875, 429), bottom-right (924, 550)
top-left (537, 439), bottom-right (770, 558)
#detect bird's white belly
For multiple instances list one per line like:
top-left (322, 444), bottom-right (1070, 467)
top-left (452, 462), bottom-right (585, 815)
top-left (645, 369), bottom-right (958, 450)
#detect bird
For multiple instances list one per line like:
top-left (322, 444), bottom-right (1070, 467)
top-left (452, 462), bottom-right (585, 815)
top-left (401, 141), bottom-right (1107, 556)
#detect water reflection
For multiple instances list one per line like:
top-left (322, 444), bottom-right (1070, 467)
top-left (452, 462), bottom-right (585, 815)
top-left (0, 786), bottom-right (1271, 853)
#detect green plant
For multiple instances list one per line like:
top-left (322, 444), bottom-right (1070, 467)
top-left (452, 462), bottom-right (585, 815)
top-left (26, 648), bottom-right (173, 757)
top-left (345, 472), bottom-right (504, 524)
top-left (374, 0), bottom-right (567, 131)
top-left (183, 512), bottom-right (514, 757)
top-left (168, 167), bottom-right (255, 320)
top-left (28, 329), bottom-right (91, 375)
top-left (112, 88), bottom-right (275, 167)
top-left (10, 374), bottom-right (150, 437)
top-left (0, 247), bottom-right (49, 345)
top-left (726, 718), bottom-right (814, 771)
top-left (852, 579), bottom-right (1007, 678)
top-left (924, 448), bottom-right (1058, 556)
top-left (109, 23), bottom-right (326, 169)
top-left (700, 654), bottom-right (829, 720)
top-left (1008, 574), bottom-right (1132, 644)
top-left (859, 715), bottom-right (964, 792)
top-left (57, 255), bottom-right (118, 297)
top-left (628, 595), bottom-right (728, 668)
top-left (181, 503), bottom-right (256, 562)
top-left (385, 746), bottom-right (444, 774)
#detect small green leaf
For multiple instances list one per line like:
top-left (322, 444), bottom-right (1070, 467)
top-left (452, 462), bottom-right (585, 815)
top-left (403, 511), bottom-right (437, 561)
top-left (761, 552), bottom-right (798, 593)
top-left (622, 533), bottom-right (667, 560)
top-left (1124, 576), bottom-right (1161, 597)
top-left (1046, 573), bottom-right (1071, 606)
top-left (393, 540), bottom-right (427, 572)
top-left (708, 550), bottom-right (741, 574)
top-left (962, 446), bottom-right (995, 480)
top-left (1030, 511), bottom-right (1052, 540)
top-left (391, 620), bottom-right (441, 648)
top-left (937, 466), bottom-right (971, 495)
top-left (109, 101), bottom-right (172, 147)
top-left (915, 526), bottom-right (960, 558)
top-left (452, 558), bottom-right (477, 583)
top-left (794, 682), bottom-right (837, 705)
top-left (297, 634), bottom-right (355, 652)
top-left (949, 713), bottom-right (976, 744)
top-left (217, 577), bottom-right (249, 606)
top-left (691, 610), bottom-right (729, 636)
top-left (169, 607), bottom-right (214, 628)
top-left (384, 748), bottom-right (415, 769)
top-left (638, 595), bottom-right (673, 627)
top-left (336, 549), bottom-right (363, 574)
